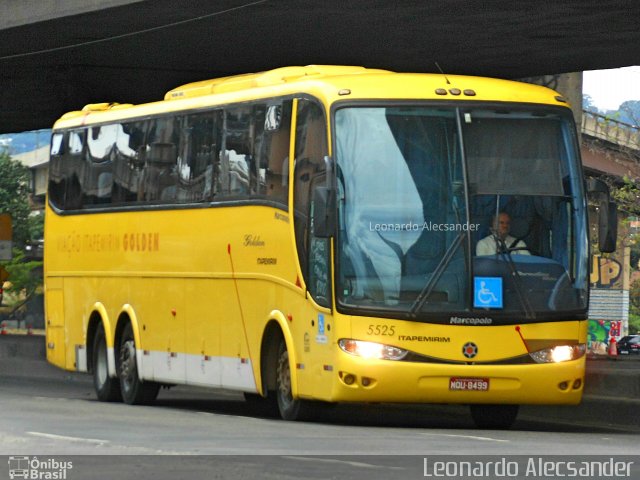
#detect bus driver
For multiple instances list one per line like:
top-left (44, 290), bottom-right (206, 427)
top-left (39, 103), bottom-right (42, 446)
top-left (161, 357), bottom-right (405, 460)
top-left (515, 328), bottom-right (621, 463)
top-left (476, 212), bottom-right (530, 256)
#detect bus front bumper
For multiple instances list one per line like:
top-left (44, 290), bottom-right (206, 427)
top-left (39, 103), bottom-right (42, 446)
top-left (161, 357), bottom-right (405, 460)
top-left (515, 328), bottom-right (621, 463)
top-left (322, 355), bottom-right (585, 405)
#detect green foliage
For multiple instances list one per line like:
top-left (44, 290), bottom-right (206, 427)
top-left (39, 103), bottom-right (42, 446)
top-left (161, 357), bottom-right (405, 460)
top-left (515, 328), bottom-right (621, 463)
top-left (27, 210), bottom-right (44, 243)
top-left (598, 176), bottom-right (640, 255)
top-left (0, 249), bottom-right (42, 302)
top-left (631, 243), bottom-right (640, 271)
top-left (631, 279), bottom-right (640, 311)
top-left (582, 94), bottom-right (598, 113)
top-left (630, 279), bottom-right (640, 335)
top-left (628, 312), bottom-right (640, 335)
top-left (618, 100), bottom-right (640, 126)
top-left (610, 176), bottom-right (640, 216)
top-left (0, 151), bottom-right (43, 307)
top-left (0, 150), bottom-right (33, 248)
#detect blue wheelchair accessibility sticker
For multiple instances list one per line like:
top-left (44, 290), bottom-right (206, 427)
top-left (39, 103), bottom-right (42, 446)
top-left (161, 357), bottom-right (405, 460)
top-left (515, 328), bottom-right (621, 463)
top-left (474, 277), bottom-right (503, 308)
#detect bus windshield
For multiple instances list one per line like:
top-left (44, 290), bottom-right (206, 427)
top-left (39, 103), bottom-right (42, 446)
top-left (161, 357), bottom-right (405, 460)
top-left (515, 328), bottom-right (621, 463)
top-left (335, 105), bottom-right (588, 324)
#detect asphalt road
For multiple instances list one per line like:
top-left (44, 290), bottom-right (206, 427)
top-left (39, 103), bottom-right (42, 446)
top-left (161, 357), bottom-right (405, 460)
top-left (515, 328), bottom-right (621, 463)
top-left (1, 357), bottom-right (639, 479)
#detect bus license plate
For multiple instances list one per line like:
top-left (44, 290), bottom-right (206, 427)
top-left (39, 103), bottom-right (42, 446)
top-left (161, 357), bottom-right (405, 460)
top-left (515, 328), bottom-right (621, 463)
top-left (449, 377), bottom-right (489, 391)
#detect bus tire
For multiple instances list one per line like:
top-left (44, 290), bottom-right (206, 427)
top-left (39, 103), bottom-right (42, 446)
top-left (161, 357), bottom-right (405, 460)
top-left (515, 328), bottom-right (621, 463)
top-left (275, 337), bottom-right (317, 421)
top-left (92, 323), bottom-right (122, 402)
top-left (470, 404), bottom-right (519, 429)
top-left (117, 323), bottom-right (159, 405)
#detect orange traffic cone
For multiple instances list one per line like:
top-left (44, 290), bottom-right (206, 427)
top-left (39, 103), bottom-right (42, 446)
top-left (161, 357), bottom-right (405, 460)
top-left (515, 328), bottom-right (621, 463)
top-left (608, 337), bottom-right (618, 358)
top-left (0, 321), bottom-right (6, 335)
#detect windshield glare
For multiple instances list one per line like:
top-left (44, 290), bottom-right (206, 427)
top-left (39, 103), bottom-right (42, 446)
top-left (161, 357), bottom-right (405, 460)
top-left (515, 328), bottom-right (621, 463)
top-left (334, 105), bottom-right (588, 324)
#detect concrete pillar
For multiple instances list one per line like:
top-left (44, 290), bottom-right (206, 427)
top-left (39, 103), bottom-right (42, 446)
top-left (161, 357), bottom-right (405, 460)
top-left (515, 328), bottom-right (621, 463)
top-left (518, 72), bottom-right (583, 128)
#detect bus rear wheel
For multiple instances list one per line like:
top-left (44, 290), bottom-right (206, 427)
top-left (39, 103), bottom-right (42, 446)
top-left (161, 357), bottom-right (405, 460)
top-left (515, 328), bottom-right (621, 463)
top-left (276, 338), bottom-right (317, 421)
top-left (117, 323), bottom-right (159, 405)
top-left (470, 404), bottom-right (519, 429)
top-left (92, 324), bottom-right (121, 402)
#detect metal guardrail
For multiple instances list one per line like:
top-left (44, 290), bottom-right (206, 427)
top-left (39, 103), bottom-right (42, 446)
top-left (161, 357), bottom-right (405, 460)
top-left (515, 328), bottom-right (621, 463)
top-left (582, 109), bottom-right (640, 151)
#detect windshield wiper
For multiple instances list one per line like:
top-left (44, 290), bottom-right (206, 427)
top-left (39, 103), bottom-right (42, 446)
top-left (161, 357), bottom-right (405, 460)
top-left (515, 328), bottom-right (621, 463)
top-left (410, 231), bottom-right (464, 316)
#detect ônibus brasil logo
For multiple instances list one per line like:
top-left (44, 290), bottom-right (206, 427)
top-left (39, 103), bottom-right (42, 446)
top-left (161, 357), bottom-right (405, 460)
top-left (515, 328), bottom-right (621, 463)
top-left (8, 456), bottom-right (73, 479)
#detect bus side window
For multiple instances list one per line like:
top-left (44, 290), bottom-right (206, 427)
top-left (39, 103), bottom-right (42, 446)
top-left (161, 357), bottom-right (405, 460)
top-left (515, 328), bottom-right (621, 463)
top-left (177, 111), bottom-right (221, 202)
top-left (294, 98), bottom-right (330, 307)
top-left (221, 106), bottom-right (252, 198)
top-left (84, 125), bottom-right (116, 206)
top-left (64, 130), bottom-right (86, 210)
top-left (143, 117), bottom-right (179, 203)
top-left (48, 132), bottom-right (67, 209)
top-left (113, 121), bottom-right (147, 205)
top-left (255, 100), bottom-right (292, 206)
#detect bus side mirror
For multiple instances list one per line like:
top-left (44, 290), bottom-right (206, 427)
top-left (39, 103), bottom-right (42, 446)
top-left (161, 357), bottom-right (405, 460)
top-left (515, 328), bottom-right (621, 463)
top-left (586, 178), bottom-right (617, 253)
top-left (598, 201), bottom-right (617, 253)
top-left (311, 186), bottom-right (336, 238)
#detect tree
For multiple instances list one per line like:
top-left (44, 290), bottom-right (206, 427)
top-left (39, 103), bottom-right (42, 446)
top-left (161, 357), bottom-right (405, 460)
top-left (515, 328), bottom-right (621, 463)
top-left (630, 280), bottom-right (640, 335)
top-left (0, 150), bottom-right (43, 310)
top-left (610, 175), bottom-right (640, 217)
top-left (1, 249), bottom-right (41, 298)
top-left (582, 94), bottom-right (599, 113)
top-left (618, 100), bottom-right (640, 126)
top-left (631, 279), bottom-right (640, 311)
top-left (0, 150), bottom-right (33, 248)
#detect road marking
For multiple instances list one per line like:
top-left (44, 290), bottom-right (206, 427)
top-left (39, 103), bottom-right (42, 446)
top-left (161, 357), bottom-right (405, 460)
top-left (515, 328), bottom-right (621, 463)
top-left (27, 431), bottom-right (110, 445)
top-left (281, 456), bottom-right (404, 470)
top-left (33, 396), bottom-right (78, 402)
top-left (420, 432), bottom-right (509, 443)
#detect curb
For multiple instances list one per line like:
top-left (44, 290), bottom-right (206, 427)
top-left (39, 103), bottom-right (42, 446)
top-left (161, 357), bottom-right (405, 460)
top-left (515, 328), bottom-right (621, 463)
top-left (0, 334), bottom-right (45, 359)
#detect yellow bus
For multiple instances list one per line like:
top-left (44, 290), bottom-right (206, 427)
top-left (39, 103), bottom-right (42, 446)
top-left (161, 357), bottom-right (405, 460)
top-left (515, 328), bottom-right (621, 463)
top-left (45, 65), bottom-right (616, 428)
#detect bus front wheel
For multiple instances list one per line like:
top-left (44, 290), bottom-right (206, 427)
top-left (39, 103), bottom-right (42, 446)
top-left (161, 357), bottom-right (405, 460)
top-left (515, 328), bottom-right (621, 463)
top-left (117, 323), bottom-right (160, 405)
top-left (470, 404), bottom-right (519, 429)
top-left (92, 323), bottom-right (122, 402)
top-left (276, 338), bottom-right (317, 421)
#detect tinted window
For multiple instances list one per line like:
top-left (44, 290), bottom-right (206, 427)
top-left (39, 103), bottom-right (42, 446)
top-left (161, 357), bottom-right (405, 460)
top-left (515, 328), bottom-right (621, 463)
top-left (49, 99), bottom-right (291, 211)
top-left (293, 98), bottom-right (330, 306)
top-left (176, 110), bottom-right (222, 202)
top-left (48, 133), bottom-right (67, 208)
top-left (142, 116), bottom-right (179, 202)
top-left (64, 130), bottom-right (86, 209)
top-left (112, 121), bottom-right (147, 205)
top-left (84, 124), bottom-right (116, 206)
top-left (221, 105), bottom-right (252, 197)
top-left (255, 102), bottom-right (291, 205)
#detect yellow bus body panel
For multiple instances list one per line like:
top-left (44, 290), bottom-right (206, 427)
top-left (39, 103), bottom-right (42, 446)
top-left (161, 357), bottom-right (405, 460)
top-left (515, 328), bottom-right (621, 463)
top-left (45, 65), bottom-right (582, 406)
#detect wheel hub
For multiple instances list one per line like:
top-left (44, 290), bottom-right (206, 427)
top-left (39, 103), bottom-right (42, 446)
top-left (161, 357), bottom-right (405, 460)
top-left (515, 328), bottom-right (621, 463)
top-left (120, 340), bottom-right (136, 390)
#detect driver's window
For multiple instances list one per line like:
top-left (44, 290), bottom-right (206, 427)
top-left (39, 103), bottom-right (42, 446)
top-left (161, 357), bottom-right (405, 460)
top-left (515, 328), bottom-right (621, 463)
top-left (293, 98), bottom-right (330, 307)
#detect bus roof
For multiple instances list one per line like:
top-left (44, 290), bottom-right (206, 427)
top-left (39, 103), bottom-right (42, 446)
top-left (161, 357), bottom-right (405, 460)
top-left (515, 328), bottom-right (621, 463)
top-left (54, 65), bottom-right (570, 129)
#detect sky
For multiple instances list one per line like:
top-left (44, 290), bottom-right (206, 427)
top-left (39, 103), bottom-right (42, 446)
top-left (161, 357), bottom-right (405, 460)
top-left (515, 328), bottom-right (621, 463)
top-left (582, 66), bottom-right (640, 111)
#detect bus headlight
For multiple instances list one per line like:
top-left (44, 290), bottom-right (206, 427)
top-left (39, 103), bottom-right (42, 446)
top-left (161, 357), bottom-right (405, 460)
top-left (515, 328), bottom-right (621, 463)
top-left (338, 339), bottom-right (408, 361)
top-left (529, 344), bottom-right (586, 364)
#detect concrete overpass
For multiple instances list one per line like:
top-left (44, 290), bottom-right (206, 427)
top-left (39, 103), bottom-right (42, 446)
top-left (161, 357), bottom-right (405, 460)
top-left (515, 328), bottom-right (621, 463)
top-left (0, 0), bottom-right (639, 133)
